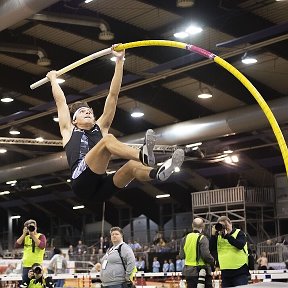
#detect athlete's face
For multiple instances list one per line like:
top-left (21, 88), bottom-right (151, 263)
top-left (73, 107), bottom-right (95, 127)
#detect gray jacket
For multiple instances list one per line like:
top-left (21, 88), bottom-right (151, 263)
top-left (100, 242), bottom-right (136, 286)
top-left (179, 231), bottom-right (214, 277)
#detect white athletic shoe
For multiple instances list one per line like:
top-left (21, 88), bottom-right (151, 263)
top-left (156, 149), bottom-right (185, 181)
top-left (140, 129), bottom-right (156, 167)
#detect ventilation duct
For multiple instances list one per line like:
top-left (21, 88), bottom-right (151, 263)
top-left (29, 13), bottom-right (114, 41)
top-left (0, 97), bottom-right (287, 183)
top-left (0, 0), bottom-right (61, 32)
top-left (0, 43), bottom-right (51, 66)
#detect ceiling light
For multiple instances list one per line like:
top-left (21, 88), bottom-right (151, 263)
top-left (67, 179), bottom-right (71, 183)
top-left (37, 57), bottom-right (51, 67)
top-left (31, 185), bottom-right (42, 189)
top-left (56, 78), bottom-right (65, 84)
top-left (186, 142), bottom-right (202, 148)
top-left (35, 137), bottom-right (44, 142)
top-left (186, 25), bottom-right (203, 35)
top-left (6, 180), bottom-right (17, 185)
top-left (176, 0), bottom-right (194, 8)
top-left (131, 103), bottom-right (144, 118)
top-left (131, 107), bottom-right (144, 118)
top-left (156, 194), bottom-right (170, 199)
top-left (223, 149), bottom-right (233, 154)
top-left (9, 127), bottom-right (20, 135)
top-left (0, 191), bottom-right (10, 196)
top-left (99, 31), bottom-right (114, 41)
top-left (174, 31), bottom-right (189, 39)
top-left (73, 205), bottom-right (85, 209)
top-left (0, 148), bottom-right (7, 153)
top-left (1, 97), bottom-right (14, 103)
top-left (53, 116), bottom-right (59, 122)
top-left (198, 93), bottom-right (212, 99)
top-left (10, 215), bottom-right (21, 219)
top-left (241, 52), bottom-right (257, 64)
top-left (84, 0), bottom-right (94, 3)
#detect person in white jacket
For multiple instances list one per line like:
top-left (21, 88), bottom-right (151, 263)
top-left (48, 248), bottom-right (67, 287)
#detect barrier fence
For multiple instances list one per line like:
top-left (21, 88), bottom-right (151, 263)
top-left (1, 271), bottom-right (288, 288)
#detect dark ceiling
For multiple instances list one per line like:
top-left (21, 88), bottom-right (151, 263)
top-left (0, 0), bottom-right (288, 232)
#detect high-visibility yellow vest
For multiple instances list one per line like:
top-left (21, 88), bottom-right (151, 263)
top-left (184, 232), bottom-right (205, 266)
top-left (217, 229), bottom-right (248, 270)
top-left (23, 234), bottom-right (45, 267)
top-left (28, 278), bottom-right (47, 288)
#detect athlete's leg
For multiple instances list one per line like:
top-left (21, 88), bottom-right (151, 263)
top-left (112, 149), bottom-right (185, 188)
top-left (85, 129), bottom-right (156, 174)
top-left (113, 160), bottom-right (153, 188)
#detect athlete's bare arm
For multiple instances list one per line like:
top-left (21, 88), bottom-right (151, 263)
top-left (46, 71), bottom-right (73, 146)
top-left (96, 47), bottom-right (125, 135)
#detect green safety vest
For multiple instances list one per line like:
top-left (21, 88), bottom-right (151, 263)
top-left (23, 234), bottom-right (45, 267)
top-left (28, 278), bottom-right (47, 288)
top-left (183, 232), bottom-right (205, 266)
top-left (217, 229), bottom-right (248, 270)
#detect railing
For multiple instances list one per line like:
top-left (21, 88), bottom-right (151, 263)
top-left (257, 244), bottom-right (288, 263)
top-left (192, 186), bottom-right (274, 207)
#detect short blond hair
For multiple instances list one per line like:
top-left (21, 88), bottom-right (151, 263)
top-left (217, 216), bottom-right (231, 224)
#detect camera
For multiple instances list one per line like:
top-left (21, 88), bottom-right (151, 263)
top-left (197, 268), bottom-right (206, 288)
top-left (215, 223), bottom-right (225, 232)
top-left (33, 266), bottom-right (42, 274)
top-left (28, 224), bottom-right (36, 232)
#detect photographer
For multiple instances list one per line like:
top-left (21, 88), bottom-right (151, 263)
top-left (179, 218), bottom-right (214, 288)
top-left (100, 227), bottom-right (136, 288)
top-left (15, 219), bottom-right (47, 284)
top-left (25, 263), bottom-right (54, 288)
top-left (209, 216), bottom-right (249, 287)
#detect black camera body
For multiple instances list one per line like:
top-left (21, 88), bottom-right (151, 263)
top-left (28, 224), bottom-right (36, 232)
top-left (215, 223), bottom-right (225, 232)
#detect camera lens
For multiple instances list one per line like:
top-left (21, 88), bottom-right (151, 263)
top-left (28, 225), bottom-right (35, 232)
top-left (33, 267), bottom-right (42, 274)
top-left (215, 223), bottom-right (224, 232)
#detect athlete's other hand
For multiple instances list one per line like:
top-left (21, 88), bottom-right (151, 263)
top-left (111, 43), bottom-right (125, 61)
top-left (46, 70), bottom-right (58, 82)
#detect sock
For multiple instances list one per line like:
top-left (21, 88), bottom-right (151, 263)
top-left (149, 168), bottom-right (158, 179)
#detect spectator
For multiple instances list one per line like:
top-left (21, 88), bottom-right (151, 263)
top-left (68, 245), bottom-right (74, 260)
top-left (132, 240), bottom-right (142, 252)
top-left (90, 247), bottom-right (98, 263)
top-left (76, 240), bottom-right (87, 255)
top-left (102, 237), bottom-right (110, 253)
top-left (176, 255), bottom-right (183, 272)
top-left (257, 252), bottom-right (268, 270)
top-left (47, 248), bottom-right (67, 287)
top-left (169, 259), bottom-right (175, 272)
top-left (152, 257), bottom-right (160, 273)
top-left (5, 264), bottom-right (16, 275)
top-left (136, 256), bottom-right (145, 271)
top-left (15, 219), bottom-right (46, 285)
top-left (163, 260), bottom-right (169, 272)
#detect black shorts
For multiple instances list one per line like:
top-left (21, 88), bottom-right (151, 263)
top-left (72, 166), bottom-right (120, 201)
